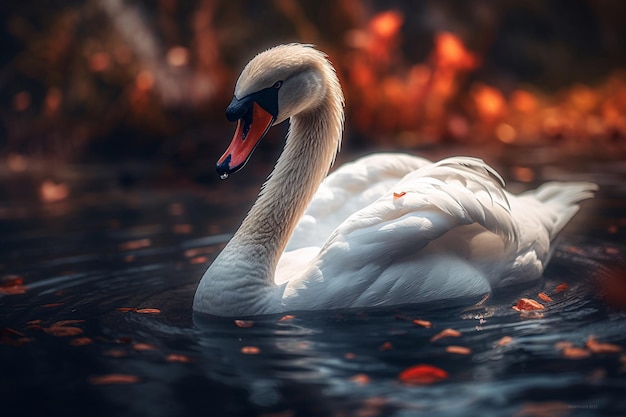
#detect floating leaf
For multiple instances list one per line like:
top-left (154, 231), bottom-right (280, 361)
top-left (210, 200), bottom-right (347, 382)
top-left (1, 327), bottom-right (27, 346)
top-left (189, 256), bottom-right (208, 264)
top-left (89, 374), bottom-right (140, 385)
top-left (430, 328), bottom-right (461, 342)
top-left (344, 352), bottom-right (356, 359)
top-left (1, 275), bottom-right (23, 287)
top-left (44, 320), bottom-right (85, 337)
top-left (241, 346), bottom-right (260, 354)
top-left (412, 319), bottom-right (432, 328)
top-left (562, 347), bottom-right (591, 359)
top-left (445, 345), bottom-right (472, 355)
top-left (70, 337), bottom-right (94, 346)
top-left (538, 292), bottom-right (553, 302)
top-left (234, 320), bottom-right (254, 328)
top-left (184, 247), bottom-right (215, 258)
top-left (555, 282), bottom-right (569, 293)
top-left (512, 298), bottom-right (544, 311)
top-left (379, 341), bottom-right (393, 351)
top-left (166, 353), bottom-right (194, 363)
top-left (119, 239), bottom-right (151, 251)
top-left (133, 343), bottom-right (158, 351)
top-left (495, 336), bottom-right (513, 347)
top-left (586, 336), bottom-right (623, 354)
top-left (350, 374), bottom-right (371, 385)
top-left (116, 307), bottom-right (137, 312)
top-left (103, 349), bottom-right (127, 358)
top-left (279, 315), bottom-right (295, 322)
top-left (399, 364), bottom-right (448, 385)
top-left (44, 326), bottom-right (83, 337)
top-left (0, 285), bottom-right (27, 295)
top-left (135, 308), bottom-right (161, 314)
top-left (54, 320), bottom-right (85, 327)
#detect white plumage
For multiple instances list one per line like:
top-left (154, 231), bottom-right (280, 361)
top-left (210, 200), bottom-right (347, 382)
top-left (193, 44), bottom-right (596, 317)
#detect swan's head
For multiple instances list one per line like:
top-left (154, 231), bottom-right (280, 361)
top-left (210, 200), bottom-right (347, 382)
top-left (216, 44), bottom-right (342, 177)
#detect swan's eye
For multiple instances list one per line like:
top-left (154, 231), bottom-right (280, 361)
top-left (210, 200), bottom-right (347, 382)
top-left (273, 81), bottom-right (283, 89)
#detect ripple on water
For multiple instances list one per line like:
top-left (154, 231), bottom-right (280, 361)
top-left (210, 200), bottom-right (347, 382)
top-left (1, 192), bottom-right (626, 416)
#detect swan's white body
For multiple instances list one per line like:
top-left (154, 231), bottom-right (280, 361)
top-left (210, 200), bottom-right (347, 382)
top-left (193, 44), bottom-right (596, 317)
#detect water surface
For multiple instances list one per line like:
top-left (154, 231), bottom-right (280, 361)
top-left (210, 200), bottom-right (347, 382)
top-left (1, 147), bottom-right (625, 417)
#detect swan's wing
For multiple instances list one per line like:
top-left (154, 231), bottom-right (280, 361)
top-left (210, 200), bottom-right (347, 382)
top-left (286, 153), bottom-right (432, 250)
top-left (283, 157), bottom-right (518, 309)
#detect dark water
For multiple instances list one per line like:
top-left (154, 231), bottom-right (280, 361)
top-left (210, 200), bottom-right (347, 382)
top-left (1, 146), bottom-right (626, 417)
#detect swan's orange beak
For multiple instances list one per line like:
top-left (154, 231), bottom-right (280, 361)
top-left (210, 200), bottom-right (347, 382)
top-left (217, 102), bottom-right (274, 178)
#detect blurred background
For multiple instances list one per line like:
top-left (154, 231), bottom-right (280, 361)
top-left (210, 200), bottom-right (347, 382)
top-left (1, 0), bottom-right (626, 187)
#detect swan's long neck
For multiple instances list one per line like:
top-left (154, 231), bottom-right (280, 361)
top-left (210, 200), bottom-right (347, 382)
top-left (235, 106), bottom-right (341, 261)
top-left (195, 73), bottom-right (343, 316)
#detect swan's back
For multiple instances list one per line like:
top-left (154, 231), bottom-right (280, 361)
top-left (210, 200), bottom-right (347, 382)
top-left (279, 157), bottom-right (597, 311)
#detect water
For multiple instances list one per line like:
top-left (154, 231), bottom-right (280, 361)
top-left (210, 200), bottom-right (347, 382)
top-left (1, 147), bottom-right (626, 417)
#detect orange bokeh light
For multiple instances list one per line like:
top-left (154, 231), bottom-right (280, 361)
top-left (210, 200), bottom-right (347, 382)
top-left (369, 10), bottom-right (403, 41)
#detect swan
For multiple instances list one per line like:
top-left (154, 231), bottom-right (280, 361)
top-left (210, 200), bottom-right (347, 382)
top-left (193, 43), bottom-right (597, 317)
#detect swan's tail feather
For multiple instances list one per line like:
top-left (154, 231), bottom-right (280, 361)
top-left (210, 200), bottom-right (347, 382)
top-left (526, 181), bottom-right (598, 238)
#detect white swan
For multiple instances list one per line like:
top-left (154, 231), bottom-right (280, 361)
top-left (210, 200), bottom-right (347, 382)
top-left (193, 44), bottom-right (596, 317)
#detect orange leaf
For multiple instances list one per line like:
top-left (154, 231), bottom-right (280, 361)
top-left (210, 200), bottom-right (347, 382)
top-left (399, 364), bottom-right (448, 385)
top-left (430, 328), bottom-right (461, 342)
top-left (166, 353), bottom-right (194, 363)
top-left (538, 292), bottom-right (553, 302)
top-left (562, 347), bottom-right (590, 359)
top-left (555, 282), bottom-right (569, 293)
top-left (119, 239), bottom-right (151, 251)
top-left (393, 191), bottom-right (407, 199)
top-left (512, 298), bottom-right (544, 311)
top-left (70, 337), bottom-right (94, 346)
top-left (189, 256), bottom-right (208, 264)
top-left (89, 374), bottom-right (140, 385)
top-left (1, 275), bottom-right (23, 287)
top-left (44, 326), bottom-right (83, 337)
top-left (135, 308), bottom-right (161, 314)
top-left (379, 341), bottom-right (393, 351)
top-left (279, 315), bottom-right (295, 322)
top-left (241, 346), bottom-right (260, 354)
top-left (344, 352), bottom-right (356, 359)
top-left (412, 319), bottom-right (432, 328)
top-left (445, 345), bottom-right (472, 355)
top-left (0, 285), bottom-right (28, 295)
top-left (103, 349), bottom-right (127, 358)
top-left (495, 336), bottom-right (513, 347)
top-left (44, 321), bottom-right (85, 337)
top-left (116, 307), bottom-right (137, 312)
top-left (586, 337), bottom-right (623, 354)
top-left (350, 373), bottom-right (371, 385)
top-left (133, 343), bottom-right (158, 351)
top-left (53, 320), bottom-right (85, 327)
top-left (234, 320), bottom-right (255, 328)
